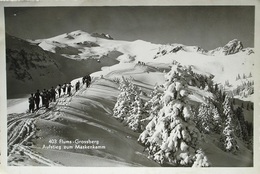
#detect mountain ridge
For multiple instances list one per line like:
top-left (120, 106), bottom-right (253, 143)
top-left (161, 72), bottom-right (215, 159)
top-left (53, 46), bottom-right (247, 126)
top-left (6, 31), bottom-right (254, 100)
top-left (26, 30), bottom-right (254, 59)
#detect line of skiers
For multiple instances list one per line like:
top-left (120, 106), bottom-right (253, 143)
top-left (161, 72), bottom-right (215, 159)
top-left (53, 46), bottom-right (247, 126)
top-left (28, 74), bottom-right (92, 113)
top-left (28, 87), bottom-right (57, 113)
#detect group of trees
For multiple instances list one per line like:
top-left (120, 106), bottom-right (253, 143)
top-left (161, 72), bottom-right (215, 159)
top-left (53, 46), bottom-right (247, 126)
top-left (235, 73), bottom-right (252, 81)
top-left (195, 82), bottom-right (253, 153)
top-left (193, 80), bottom-right (254, 153)
top-left (195, 99), bottom-right (222, 134)
top-left (231, 80), bottom-right (254, 98)
top-left (234, 99), bottom-right (254, 111)
top-left (113, 77), bottom-right (146, 132)
top-left (113, 65), bottom-right (212, 166)
top-left (112, 62), bottom-right (253, 166)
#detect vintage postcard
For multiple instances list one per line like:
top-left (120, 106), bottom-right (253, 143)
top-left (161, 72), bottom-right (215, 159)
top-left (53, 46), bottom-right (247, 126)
top-left (0, 0), bottom-right (259, 174)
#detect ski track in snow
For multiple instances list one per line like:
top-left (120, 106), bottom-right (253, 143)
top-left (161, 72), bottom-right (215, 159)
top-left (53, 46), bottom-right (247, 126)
top-left (7, 105), bottom-right (65, 165)
top-left (7, 82), bottom-right (85, 165)
top-left (7, 77), bottom-right (137, 166)
top-left (9, 144), bottom-right (62, 166)
top-left (7, 103), bottom-right (64, 165)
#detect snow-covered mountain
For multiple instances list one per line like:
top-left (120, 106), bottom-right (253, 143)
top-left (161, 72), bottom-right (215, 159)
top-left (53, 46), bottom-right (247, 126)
top-left (7, 29), bottom-right (255, 105)
top-left (27, 30), bottom-right (127, 60)
top-left (6, 33), bottom-right (121, 98)
top-left (29, 30), bottom-right (254, 59)
top-left (26, 30), bottom-right (255, 91)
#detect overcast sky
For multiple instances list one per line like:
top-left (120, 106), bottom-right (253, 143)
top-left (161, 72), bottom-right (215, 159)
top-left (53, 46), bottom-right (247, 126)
top-left (4, 6), bottom-right (254, 50)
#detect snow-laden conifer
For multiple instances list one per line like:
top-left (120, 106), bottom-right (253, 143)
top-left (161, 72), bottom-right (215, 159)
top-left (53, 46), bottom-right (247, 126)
top-left (221, 95), bottom-right (239, 153)
top-left (192, 149), bottom-right (211, 167)
top-left (113, 77), bottom-right (144, 131)
top-left (195, 99), bottom-right (222, 134)
top-left (138, 65), bottom-right (210, 166)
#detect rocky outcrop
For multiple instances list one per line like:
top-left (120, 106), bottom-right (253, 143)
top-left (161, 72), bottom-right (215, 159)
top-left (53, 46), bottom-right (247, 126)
top-left (91, 32), bottom-right (114, 40)
top-left (208, 39), bottom-right (254, 56)
top-left (223, 39), bottom-right (243, 55)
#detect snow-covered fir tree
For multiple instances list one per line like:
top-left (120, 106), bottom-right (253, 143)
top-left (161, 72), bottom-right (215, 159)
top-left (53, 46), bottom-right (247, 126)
top-left (248, 72), bottom-right (252, 78)
top-left (142, 85), bottom-right (163, 123)
top-left (113, 90), bottom-right (131, 121)
top-left (196, 102), bottom-right (213, 134)
top-left (192, 149), bottom-right (211, 167)
top-left (221, 95), bottom-right (239, 153)
top-left (195, 98), bottom-right (222, 134)
top-left (113, 78), bottom-right (133, 121)
top-left (124, 95), bottom-right (145, 131)
top-left (113, 76), bottom-right (145, 131)
top-left (138, 65), bottom-right (210, 166)
top-left (211, 104), bottom-right (222, 133)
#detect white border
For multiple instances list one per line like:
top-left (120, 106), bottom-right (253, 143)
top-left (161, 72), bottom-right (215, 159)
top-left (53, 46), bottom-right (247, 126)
top-left (0, 0), bottom-right (259, 174)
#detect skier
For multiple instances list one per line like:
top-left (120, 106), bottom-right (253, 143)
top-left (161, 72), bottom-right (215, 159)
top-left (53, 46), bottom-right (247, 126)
top-left (62, 83), bottom-right (67, 95)
top-left (44, 92), bottom-right (49, 108)
top-left (42, 90), bottom-right (50, 108)
top-left (47, 89), bottom-right (53, 102)
top-left (85, 78), bottom-right (89, 88)
top-left (76, 81), bottom-right (80, 92)
top-left (87, 75), bottom-right (91, 84)
top-left (67, 82), bottom-right (73, 96)
top-left (34, 89), bottom-right (41, 110)
top-left (50, 87), bottom-right (57, 102)
top-left (57, 84), bottom-right (62, 97)
top-left (41, 89), bottom-right (47, 107)
top-left (86, 74), bottom-right (91, 88)
top-left (28, 93), bottom-right (35, 113)
top-left (82, 76), bottom-right (86, 84)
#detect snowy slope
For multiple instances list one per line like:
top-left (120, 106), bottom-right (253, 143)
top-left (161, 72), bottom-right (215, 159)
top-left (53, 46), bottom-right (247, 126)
top-left (7, 70), bottom-right (162, 166)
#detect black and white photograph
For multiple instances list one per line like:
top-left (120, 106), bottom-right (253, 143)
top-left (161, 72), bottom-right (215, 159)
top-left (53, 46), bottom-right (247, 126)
top-left (1, 0), bottom-right (259, 173)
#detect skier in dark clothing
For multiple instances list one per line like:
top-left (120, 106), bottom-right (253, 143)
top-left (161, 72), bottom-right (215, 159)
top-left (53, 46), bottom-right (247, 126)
top-left (67, 83), bottom-right (73, 96)
top-left (50, 87), bottom-right (57, 102)
top-left (87, 75), bottom-right (91, 84)
top-left (76, 81), bottom-right (80, 92)
top-left (42, 90), bottom-right (50, 108)
top-left (62, 83), bottom-right (67, 95)
top-left (44, 94), bottom-right (49, 108)
top-left (85, 78), bottom-right (89, 88)
top-left (34, 89), bottom-right (41, 110)
top-left (82, 76), bottom-right (86, 84)
top-left (28, 93), bottom-right (35, 113)
top-left (47, 90), bottom-right (52, 102)
top-left (57, 84), bottom-right (61, 97)
top-left (85, 74), bottom-right (91, 88)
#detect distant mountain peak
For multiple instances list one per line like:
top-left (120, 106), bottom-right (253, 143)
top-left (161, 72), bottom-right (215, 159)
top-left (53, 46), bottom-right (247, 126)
top-left (207, 39), bottom-right (254, 56)
top-left (222, 39), bottom-right (243, 55)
